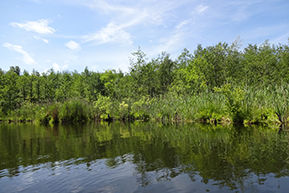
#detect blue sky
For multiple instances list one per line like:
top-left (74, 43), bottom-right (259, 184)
top-left (1, 0), bottom-right (289, 74)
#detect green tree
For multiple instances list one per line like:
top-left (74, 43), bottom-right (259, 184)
top-left (17, 70), bottom-right (29, 103)
top-left (80, 67), bottom-right (105, 101)
top-left (156, 52), bottom-right (176, 94)
top-left (32, 70), bottom-right (41, 103)
top-left (176, 48), bottom-right (193, 69)
top-left (129, 47), bottom-right (147, 95)
top-left (55, 71), bottom-right (72, 101)
top-left (2, 67), bottom-right (20, 114)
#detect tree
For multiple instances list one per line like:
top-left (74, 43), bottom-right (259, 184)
top-left (156, 52), bottom-right (176, 94)
top-left (55, 71), bottom-right (72, 101)
top-left (17, 70), bottom-right (29, 102)
top-left (176, 48), bottom-right (193, 69)
top-left (32, 70), bottom-right (41, 103)
top-left (2, 67), bottom-right (19, 114)
top-left (129, 47), bottom-right (148, 96)
top-left (100, 70), bottom-right (116, 97)
top-left (242, 40), bottom-right (278, 86)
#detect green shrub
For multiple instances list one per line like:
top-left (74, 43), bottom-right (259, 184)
top-left (94, 95), bottom-right (112, 120)
top-left (214, 84), bottom-right (249, 124)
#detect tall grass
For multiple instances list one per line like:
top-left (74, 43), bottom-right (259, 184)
top-left (3, 84), bottom-right (289, 125)
top-left (6, 99), bottom-right (95, 124)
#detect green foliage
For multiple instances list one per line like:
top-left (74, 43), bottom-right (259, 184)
top-left (214, 84), bottom-right (249, 123)
top-left (193, 92), bottom-right (225, 122)
top-left (100, 70), bottom-right (119, 97)
top-left (36, 107), bottom-right (50, 125)
top-left (1, 38), bottom-right (289, 125)
top-left (131, 96), bottom-right (151, 120)
top-left (94, 95), bottom-right (112, 119)
top-left (59, 100), bottom-right (91, 123)
top-left (273, 84), bottom-right (289, 123)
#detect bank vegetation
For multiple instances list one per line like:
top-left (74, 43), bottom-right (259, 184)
top-left (1, 38), bottom-right (289, 125)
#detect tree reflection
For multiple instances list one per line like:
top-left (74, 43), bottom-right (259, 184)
top-left (0, 122), bottom-right (289, 190)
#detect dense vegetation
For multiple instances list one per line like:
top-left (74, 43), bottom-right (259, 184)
top-left (1, 38), bottom-right (289, 124)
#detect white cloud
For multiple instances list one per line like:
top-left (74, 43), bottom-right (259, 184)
top-left (41, 68), bottom-right (49, 74)
top-left (176, 20), bottom-right (191, 31)
top-left (151, 16), bottom-right (191, 55)
top-left (10, 19), bottom-right (55, 34)
top-left (156, 33), bottom-right (182, 54)
top-left (91, 65), bottom-right (98, 71)
top-left (83, 22), bottom-right (133, 45)
top-left (76, 0), bottom-right (136, 14)
top-left (80, 1), bottom-right (184, 45)
top-left (52, 63), bottom-right (68, 71)
top-left (65, 41), bottom-right (81, 51)
top-left (78, 0), bottom-right (189, 45)
top-left (3, 43), bottom-right (36, 65)
top-left (34, 36), bottom-right (49, 43)
top-left (196, 5), bottom-right (209, 13)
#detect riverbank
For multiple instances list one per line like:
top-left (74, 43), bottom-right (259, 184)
top-left (1, 40), bottom-right (289, 127)
top-left (0, 84), bottom-right (284, 127)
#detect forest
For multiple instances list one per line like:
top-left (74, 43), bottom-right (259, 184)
top-left (1, 38), bottom-right (289, 125)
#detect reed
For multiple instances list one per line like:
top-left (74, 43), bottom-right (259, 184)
top-left (2, 84), bottom-right (288, 126)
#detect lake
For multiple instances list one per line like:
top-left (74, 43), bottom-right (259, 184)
top-left (0, 122), bottom-right (289, 193)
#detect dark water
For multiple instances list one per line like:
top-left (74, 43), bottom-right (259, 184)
top-left (0, 122), bottom-right (289, 193)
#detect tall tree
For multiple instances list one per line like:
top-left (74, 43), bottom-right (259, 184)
top-left (156, 52), bottom-right (175, 94)
top-left (32, 70), bottom-right (41, 103)
top-left (2, 67), bottom-right (20, 114)
top-left (17, 70), bottom-right (29, 103)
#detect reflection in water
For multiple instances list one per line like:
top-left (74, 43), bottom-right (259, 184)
top-left (0, 122), bottom-right (289, 192)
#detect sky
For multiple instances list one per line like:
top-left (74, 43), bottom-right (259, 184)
top-left (0, 0), bottom-right (289, 74)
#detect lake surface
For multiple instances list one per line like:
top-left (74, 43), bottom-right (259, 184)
top-left (0, 122), bottom-right (289, 193)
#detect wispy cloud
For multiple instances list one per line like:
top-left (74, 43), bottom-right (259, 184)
top-left (65, 41), bottom-right (81, 51)
top-left (82, 0), bottom-right (190, 46)
top-left (75, 0), bottom-right (136, 14)
top-left (52, 63), bottom-right (68, 71)
top-left (148, 19), bottom-right (190, 57)
top-left (83, 22), bottom-right (133, 45)
top-left (175, 19), bottom-right (191, 31)
top-left (3, 43), bottom-right (36, 64)
top-left (196, 5), bottom-right (209, 13)
top-left (77, 0), bottom-right (190, 46)
top-left (157, 34), bottom-right (181, 54)
top-left (242, 24), bottom-right (288, 43)
top-left (34, 36), bottom-right (49, 43)
top-left (270, 33), bottom-right (289, 45)
top-left (10, 19), bottom-right (55, 34)
top-left (9, 0), bottom-right (288, 74)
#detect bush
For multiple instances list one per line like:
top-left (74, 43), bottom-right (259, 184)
top-left (214, 84), bottom-right (249, 124)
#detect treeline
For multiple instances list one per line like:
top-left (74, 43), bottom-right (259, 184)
top-left (1, 38), bottom-right (289, 124)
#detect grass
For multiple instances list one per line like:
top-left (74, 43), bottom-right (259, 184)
top-left (5, 98), bottom-right (96, 125)
top-left (2, 84), bottom-right (288, 126)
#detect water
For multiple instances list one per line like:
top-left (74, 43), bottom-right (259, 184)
top-left (0, 122), bottom-right (289, 193)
